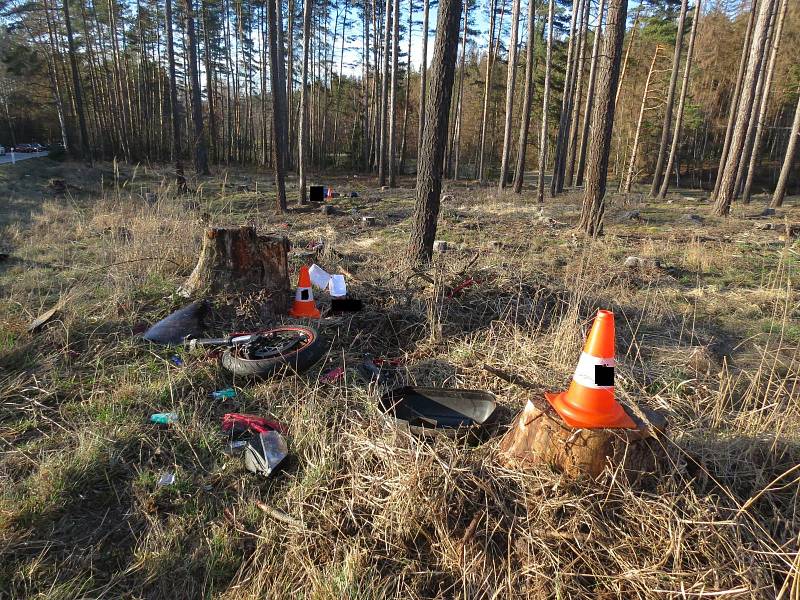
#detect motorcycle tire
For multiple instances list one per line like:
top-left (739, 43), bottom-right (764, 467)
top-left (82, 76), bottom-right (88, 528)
top-left (221, 325), bottom-right (325, 377)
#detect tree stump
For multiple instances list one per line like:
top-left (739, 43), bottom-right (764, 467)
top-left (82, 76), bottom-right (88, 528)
top-left (180, 226), bottom-right (290, 311)
top-left (499, 396), bottom-right (667, 479)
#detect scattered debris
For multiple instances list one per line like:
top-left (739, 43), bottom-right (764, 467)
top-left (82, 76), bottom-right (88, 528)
top-left (150, 412), bottom-right (179, 425)
top-left (760, 207), bottom-right (776, 217)
top-left (754, 222), bottom-right (774, 230)
top-left (142, 299), bottom-right (209, 345)
top-left (379, 386), bottom-right (497, 430)
top-left (210, 388), bottom-right (237, 400)
top-left (684, 213), bottom-right (704, 224)
top-left (224, 440), bottom-right (248, 455)
top-left (361, 216), bottom-right (376, 227)
top-left (433, 240), bottom-right (449, 253)
top-left (169, 355), bottom-right (184, 367)
top-left (244, 431), bottom-right (288, 477)
top-left (222, 413), bottom-right (286, 435)
top-left (157, 472), bottom-right (176, 486)
top-left (28, 305), bottom-right (60, 333)
top-left (320, 366), bottom-right (345, 383)
top-left (320, 204), bottom-right (334, 215)
top-left (308, 264), bottom-right (332, 289)
top-left (255, 501), bottom-right (307, 530)
top-left (329, 274), bottom-right (347, 297)
top-left (619, 210), bottom-right (641, 221)
top-left (624, 256), bottom-right (644, 269)
top-left (48, 178), bottom-right (67, 193)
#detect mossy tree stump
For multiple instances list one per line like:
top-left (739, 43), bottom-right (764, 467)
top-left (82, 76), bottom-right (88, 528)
top-left (499, 397), bottom-right (667, 479)
top-left (180, 226), bottom-right (290, 311)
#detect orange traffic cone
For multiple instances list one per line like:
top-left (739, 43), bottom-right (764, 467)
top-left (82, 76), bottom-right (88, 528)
top-left (289, 265), bottom-right (321, 318)
top-left (545, 310), bottom-right (636, 429)
top-left (326, 187), bottom-right (333, 199)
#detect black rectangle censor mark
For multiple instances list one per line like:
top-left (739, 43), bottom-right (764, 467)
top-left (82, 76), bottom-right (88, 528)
top-left (595, 365), bottom-right (615, 387)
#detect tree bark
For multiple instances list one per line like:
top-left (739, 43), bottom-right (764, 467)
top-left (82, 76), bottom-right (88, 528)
top-left (180, 227), bottom-right (289, 311)
top-left (452, 0), bottom-right (470, 180)
top-left (578, 0), bottom-right (627, 236)
top-left (378, 0), bottom-right (392, 185)
top-left (477, 0), bottom-right (497, 183)
top-left (267, 0), bottom-right (288, 210)
top-left (298, 0), bottom-right (312, 204)
top-left (614, 2), bottom-right (641, 107)
top-left (712, 0), bottom-right (774, 216)
top-left (165, 0), bottom-right (185, 189)
top-left (712, 3), bottom-right (758, 201)
top-left (184, 0), bottom-right (210, 175)
top-left (62, 0), bottom-right (91, 163)
top-left (388, 0), bottom-right (400, 186)
top-left (575, 0), bottom-right (605, 187)
top-left (512, 0), bottom-right (537, 193)
top-left (536, 0), bottom-right (555, 204)
top-left (407, 0), bottom-right (463, 264)
top-left (650, 0), bottom-right (688, 197)
top-left (770, 88), bottom-right (800, 208)
top-left (564, 0), bottom-right (590, 188)
top-left (417, 0), bottom-right (430, 157)
top-left (498, 0), bottom-right (522, 189)
top-left (657, 0), bottom-right (701, 200)
top-left (623, 45), bottom-right (662, 194)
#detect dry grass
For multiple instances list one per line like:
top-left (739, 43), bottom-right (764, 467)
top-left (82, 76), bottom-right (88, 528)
top-left (0, 159), bottom-right (799, 599)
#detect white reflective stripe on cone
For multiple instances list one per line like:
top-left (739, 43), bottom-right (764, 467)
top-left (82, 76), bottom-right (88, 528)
top-left (572, 352), bottom-right (615, 389)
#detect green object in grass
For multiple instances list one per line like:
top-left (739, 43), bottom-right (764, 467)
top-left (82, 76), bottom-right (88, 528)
top-left (150, 412), bottom-right (179, 425)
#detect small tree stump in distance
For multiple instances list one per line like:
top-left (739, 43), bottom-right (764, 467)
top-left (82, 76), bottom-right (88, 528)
top-left (499, 397), bottom-right (667, 479)
top-left (180, 226), bottom-right (289, 311)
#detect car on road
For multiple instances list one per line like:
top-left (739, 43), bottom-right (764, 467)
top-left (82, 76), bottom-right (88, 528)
top-left (30, 143), bottom-right (46, 152)
top-left (0, 146), bottom-right (5, 156)
top-left (15, 144), bottom-right (35, 153)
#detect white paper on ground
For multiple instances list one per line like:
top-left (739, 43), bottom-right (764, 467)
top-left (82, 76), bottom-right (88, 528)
top-left (308, 264), bottom-right (332, 289)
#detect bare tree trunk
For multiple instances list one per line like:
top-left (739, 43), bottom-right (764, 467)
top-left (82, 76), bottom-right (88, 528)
top-left (498, 0), bottom-right (522, 189)
top-left (286, 0), bottom-right (295, 167)
top-left (399, 0), bottom-right (414, 174)
top-left (477, 0), bottom-right (497, 183)
top-left (578, 0), bottom-right (627, 236)
top-left (742, 0), bottom-right (787, 204)
top-left (657, 0), bottom-right (701, 199)
top-left (623, 45), bottom-right (662, 194)
top-left (184, 0), bottom-right (210, 174)
top-left (712, 3), bottom-right (758, 201)
top-left (512, 0), bottom-right (537, 193)
top-left (267, 0), bottom-right (288, 211)
top-left (576, 0), bottom-right (605, 187)
top-left (165, 0), bottom-right (185, 188)
top-left (417, 0), bottom-right (430, 155)
top-left (388, 0), bottom-right (400, 186)
top-left (550, 0), bottom-right (582, 196)
top-left (713, 0), bottom-right (774, 216)
top-left (62, 0), bottom-right (91, 163)
top-left (378, 0), bottom-right (392, 185)
top-left (564, 0), bottom-right (590, 188)
top-left (536, 0), bottom-right (555, 204)
top-left (770, 86), bottom-right (800, 208)
top-left (408, 0), bottom-right (463, 263)
top-left (452, 0), bottom-right (469, 180)
top-left (298, 0), bottom-right (312, 204)
top-left (650, 0), bottom-right (688, 196)
top-left (615, 2), bottom-right (641, 107)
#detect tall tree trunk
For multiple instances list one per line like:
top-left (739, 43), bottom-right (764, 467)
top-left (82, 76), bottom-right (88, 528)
top-left (184, 0), bottom-right (210, 174)
top-left (623, 45), bottom-right (661, 194)
top-left (62, 0), bottom-right (91, 163)
top-left (166, 0), bottom-right (185, 188)
top-left (657, 0), bottom-right (701, 199)
top-left (399, 0), bottom-right (414, 174)
top-left (408, 0), bottom-right (463, 263)
top-left (268, 0), bottom-right (288, 210)
top-left (650, 0), bottom-right (688, 196)
top-left (576, 0), bottom-right (605, 187)
top-left (298, 0), bottom-right (312, 204)
top-left (578, 0), bottom-right (627, 236)
top-left (536, 0), bottom-right (555, 203)
top-left (770, 86), bottom-right (800, 208)
top-left (477, 0), bottom-right (497, 183)
top-left (512, 0), bottom-right (536, 193)
top-left (378, 0), bottom-right (392, 185)
top-left (452, 0), bottom-right (469, 180)
top-left (388, 0), bottom-right (400, 186)
top-left (498, 0), bottom-right (521, 189)
top-left (742, 0), bottom-right (787, 204)
top-left (550, 0), bottom-right (581, 196)
top-left (712, 0), bottom-right (774, 216)
top-left (202, 0), bottom-right (217, 164)
top-left (564, 0), bottom-right (590, 188)
top-left (615, 2), bottom-right (640, 106)
top-left (417, 0), bottom-right (430, 156)
top-left (712, 3), bottom-right (758, 201)
top-left (287, 0), bottom-right (295, 165)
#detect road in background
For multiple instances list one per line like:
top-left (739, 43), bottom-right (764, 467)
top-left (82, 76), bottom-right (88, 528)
top-left (0, 151), bottom-right (49, 165)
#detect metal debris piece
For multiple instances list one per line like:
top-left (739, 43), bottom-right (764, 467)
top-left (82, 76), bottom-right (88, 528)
top-left (142, 299), bottom-right (209, 345)
top-left (157, 472), bottom-right (176, 486)
top-left (243, 431), bottom-right (288, 477)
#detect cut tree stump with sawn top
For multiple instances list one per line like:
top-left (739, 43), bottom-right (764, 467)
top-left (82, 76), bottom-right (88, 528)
top-left (180, 226), bottom-right (290, 311)
top-left (499, 396), bottom-right (667, 479)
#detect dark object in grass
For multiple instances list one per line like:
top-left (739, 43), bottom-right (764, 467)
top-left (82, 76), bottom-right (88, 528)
top-left (309, 186), bottom-right (324, 202)
top-left (331, 297), bottom-right (363, 313)
top-left (142, 299), bottom-right (209, 345)
top-left (379, 386), bottom-right (497, 430)
top-left (220, 325), bottom-right (325, 377)
top-left (244, 431), bottom-right (288, 477)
